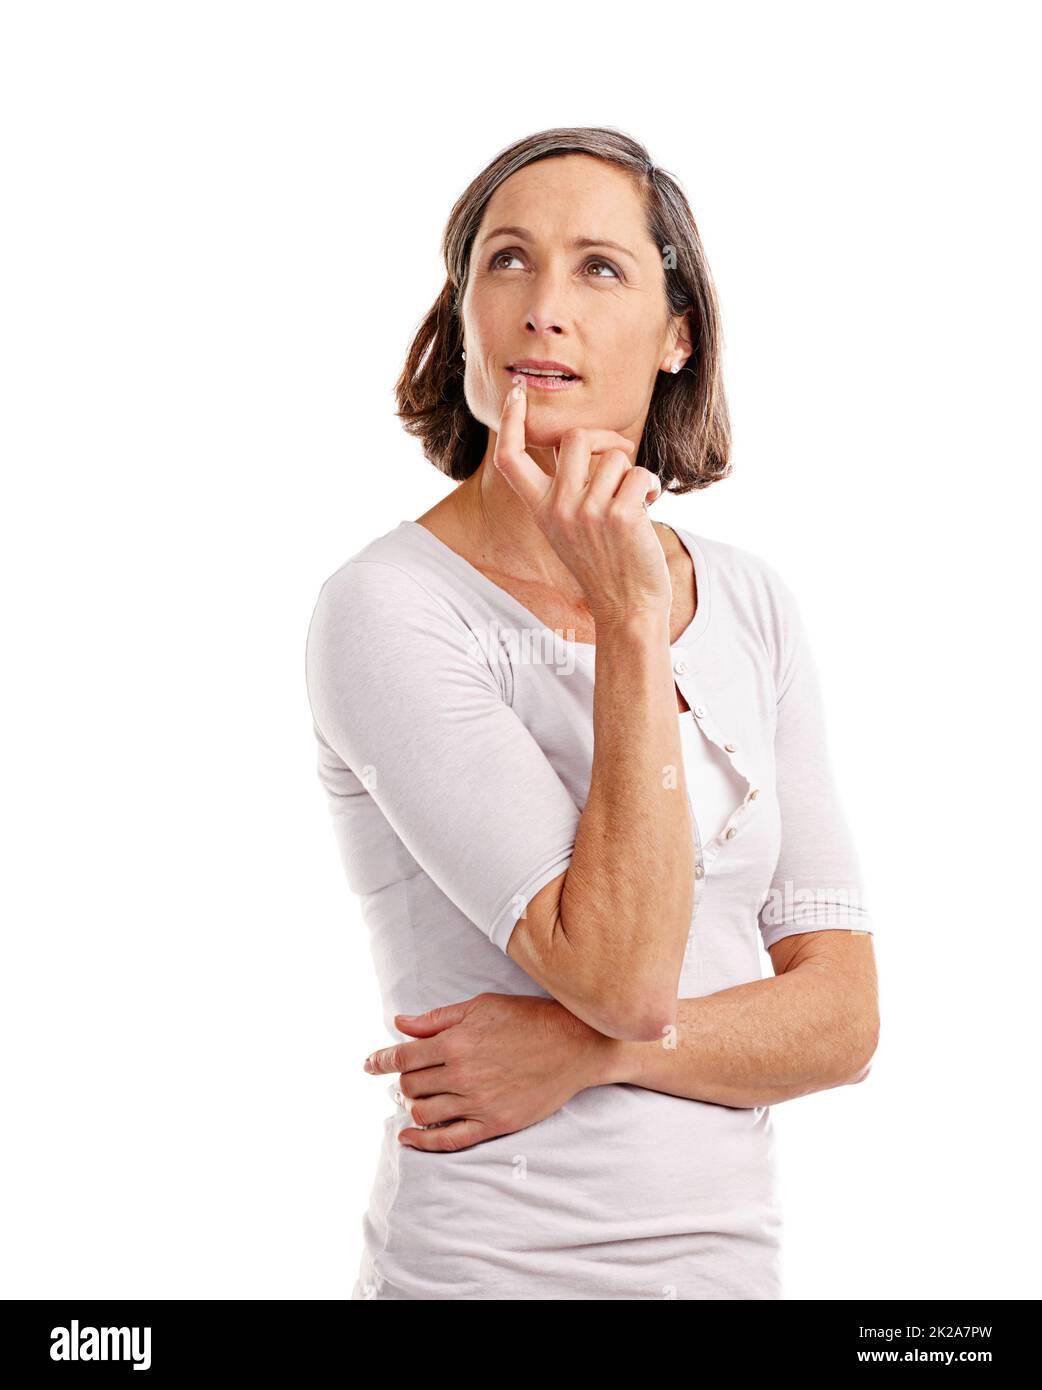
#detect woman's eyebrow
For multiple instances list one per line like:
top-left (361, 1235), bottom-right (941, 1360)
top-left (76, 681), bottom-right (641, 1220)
top-left (479, 225), bottom-right (638, 264)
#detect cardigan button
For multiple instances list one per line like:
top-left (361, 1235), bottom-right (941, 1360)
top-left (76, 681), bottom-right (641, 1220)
top-left (693, 705), bottom-right (706, 717)
top-left (724, 742), bottom-right (736, 752)
top-left (725, 827), bottom-right (737, 840)
top-left (694, 864), bottom-right (705, 878)
top-left (749, 788), bottom-right (760, 799)
top-left (673, 660), bottom-right (687, 674)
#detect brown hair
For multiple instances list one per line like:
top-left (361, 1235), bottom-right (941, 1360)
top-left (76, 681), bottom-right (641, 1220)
top-left (394, 126), bottom-right (731, 494)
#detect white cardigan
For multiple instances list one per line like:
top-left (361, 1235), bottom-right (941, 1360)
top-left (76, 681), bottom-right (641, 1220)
top-left (305, 518), bottom-right (873, 1301)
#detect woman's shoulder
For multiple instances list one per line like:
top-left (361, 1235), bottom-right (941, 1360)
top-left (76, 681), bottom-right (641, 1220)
top-left (305, 520), bottom-right (495, 683)
top-left (671, 524), bottom-right (796, 609)
top-left (304, 523), bottom-right (508, 741)
top-left (310, 520), bottom-right (459, 615)
top-left (669, 524), bottom-right (808, 687)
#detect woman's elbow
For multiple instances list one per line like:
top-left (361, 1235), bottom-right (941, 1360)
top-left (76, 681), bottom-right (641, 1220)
top-left (598, 985), bottom-right (679, 1043)
top-left (846, 1014), bottom-right (880, 1084)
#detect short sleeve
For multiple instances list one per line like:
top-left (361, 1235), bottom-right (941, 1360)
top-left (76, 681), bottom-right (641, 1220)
top-left (757, 572), bottom-right (874, 951)
top-left (304, 558), bottom-right (580, 953)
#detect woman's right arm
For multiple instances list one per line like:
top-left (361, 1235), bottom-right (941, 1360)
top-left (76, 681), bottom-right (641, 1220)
top-left (306, 553), bottom-right (692, 1046)
top-left (507, 608), bottom-right (695, 1043)
top-left (493, 384), bottom-right (696, 1042)
top-left (306, 393), bottom-right (695, 1046)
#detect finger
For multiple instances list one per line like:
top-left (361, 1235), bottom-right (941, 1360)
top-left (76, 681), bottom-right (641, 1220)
top-left (397, 1118), bottom-right (488, 1152)
top-left (403, 1091), bottom-right (467, 1128)
top-left (393, 1002), bottom-right (468, 1036)
top-left (614, 464), bottom-right (662, 512)
top-left (492, 380), bottom-right (551, 512)
top-left (583, 448), bottom-right (635, 507)
top-left (363, 1037), bottom-right (442, 1075)
top-left (399, 1064), bottom-right (458, 1099)
top-left (552, 428), bottom-right (638, 499)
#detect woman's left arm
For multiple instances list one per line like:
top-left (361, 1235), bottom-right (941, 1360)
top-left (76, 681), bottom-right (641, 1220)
top-left (367, 933), bottom-right (877, 1151)
top-left (592, 566), bottom-right (881, 1106)
top-left (581, 926), bottom-right (879, 1105)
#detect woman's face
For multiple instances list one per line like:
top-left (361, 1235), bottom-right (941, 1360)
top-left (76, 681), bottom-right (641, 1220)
top-left (460, 153), bottom-right (691, 457)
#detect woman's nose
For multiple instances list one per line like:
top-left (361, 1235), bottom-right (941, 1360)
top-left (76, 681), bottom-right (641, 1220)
top-left (519, 270), bottom-right (574, 336)
top-left (524, 305), bottom-right (566, 335)
top-left (526, 317), bottom-right (564, 335)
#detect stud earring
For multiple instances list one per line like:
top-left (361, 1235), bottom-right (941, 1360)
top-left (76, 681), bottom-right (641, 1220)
top-left (670, 362), bottom-right (680, 373)
top-left (461, 349), bottom-right (467, 361)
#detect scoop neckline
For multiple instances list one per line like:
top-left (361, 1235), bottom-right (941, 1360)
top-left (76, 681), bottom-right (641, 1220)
top-left (400, 517), bottom-right (711, 653)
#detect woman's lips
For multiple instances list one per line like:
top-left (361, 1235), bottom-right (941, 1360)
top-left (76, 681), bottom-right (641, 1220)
top-left (505, 368), bottom-right (582, 392)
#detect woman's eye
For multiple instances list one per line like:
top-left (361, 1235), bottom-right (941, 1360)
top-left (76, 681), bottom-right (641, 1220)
top-left (489, 250), bottom-right (620, 280)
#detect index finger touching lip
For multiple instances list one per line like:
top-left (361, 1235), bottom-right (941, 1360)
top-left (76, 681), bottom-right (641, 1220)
top-left (492, 378), bottom-right (520, 456)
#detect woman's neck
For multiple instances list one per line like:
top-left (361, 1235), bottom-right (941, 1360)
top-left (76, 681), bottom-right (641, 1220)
top-left (436, 455), bottom-right (590, 603)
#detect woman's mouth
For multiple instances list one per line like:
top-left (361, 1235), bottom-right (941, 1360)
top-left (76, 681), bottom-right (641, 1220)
top-left (505, 367), bottom-right (582, 392)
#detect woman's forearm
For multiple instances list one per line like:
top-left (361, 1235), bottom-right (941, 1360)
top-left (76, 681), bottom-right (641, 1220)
top-left (555, 607), bottom-right (696, 1040)
top-left (566, 967), bottom-right (875, 1108)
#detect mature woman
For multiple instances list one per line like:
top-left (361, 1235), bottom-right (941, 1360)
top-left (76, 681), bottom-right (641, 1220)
top-left (305, 126), bottom-right (879, 1301)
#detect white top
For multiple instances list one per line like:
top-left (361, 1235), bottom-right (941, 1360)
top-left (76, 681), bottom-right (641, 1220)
top-left (679, 708), bottom-right (749, 847)
top-left (305, 519), bottom-right (873, 1300)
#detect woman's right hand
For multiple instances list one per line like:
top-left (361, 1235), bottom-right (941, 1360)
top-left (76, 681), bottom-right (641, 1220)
top-left (492, 378), bottom-right (672, 629)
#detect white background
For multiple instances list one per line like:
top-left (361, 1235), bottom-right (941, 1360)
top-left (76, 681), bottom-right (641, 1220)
top-left (2, 0), bottom-right (1038, 1300)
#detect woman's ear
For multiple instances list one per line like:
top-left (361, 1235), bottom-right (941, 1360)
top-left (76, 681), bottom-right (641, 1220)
top-left (659, 310), bottom-right (694, 374)
top-left (667, 310), bottom-right (695, 372)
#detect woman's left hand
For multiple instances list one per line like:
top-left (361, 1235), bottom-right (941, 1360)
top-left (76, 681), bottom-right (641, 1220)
top-left (363, 993), bottom-right (612, 1152)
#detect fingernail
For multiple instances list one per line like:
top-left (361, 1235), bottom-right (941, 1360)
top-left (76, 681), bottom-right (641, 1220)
top-left (363, 1057), bottom-right (372, 1071)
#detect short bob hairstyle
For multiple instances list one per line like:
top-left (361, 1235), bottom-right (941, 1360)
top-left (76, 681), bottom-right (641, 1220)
top-left (395, 126), bottom-right (731, 494)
